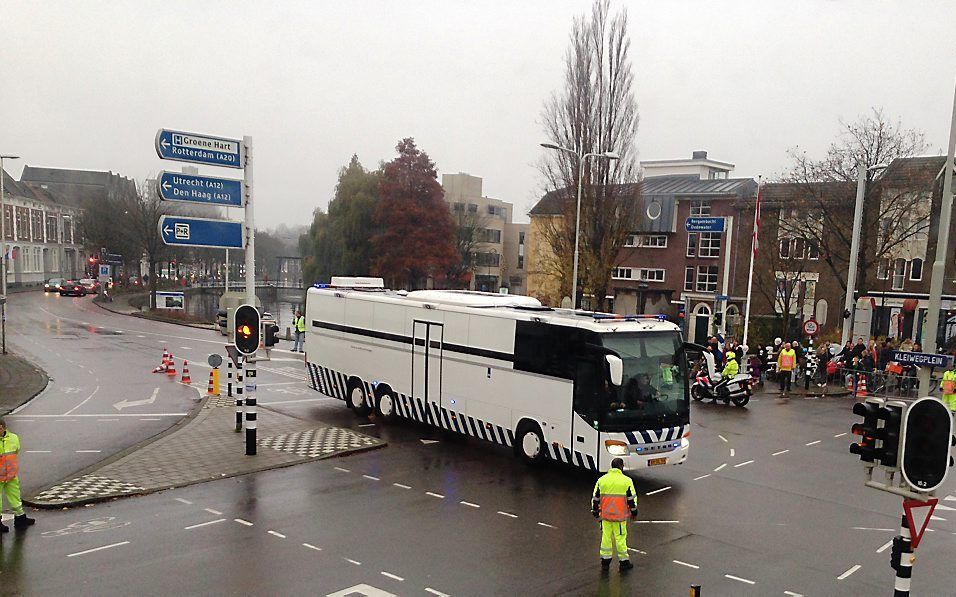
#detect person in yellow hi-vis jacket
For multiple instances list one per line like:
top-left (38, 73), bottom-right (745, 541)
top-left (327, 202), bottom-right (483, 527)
top-left (0, 418), bottom-right (35, 532)
top-left (592, 457), bottom-right (638, 571)
top-left (940, 369), bottom-right (956, 412)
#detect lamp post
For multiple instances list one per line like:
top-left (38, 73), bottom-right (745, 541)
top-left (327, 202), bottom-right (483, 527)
top-left (0, 154), bottom-right (21, 355)
top-left (840, 161), bottom-right (887, 347)
top-left (540, 143), bottom-right (619, 309)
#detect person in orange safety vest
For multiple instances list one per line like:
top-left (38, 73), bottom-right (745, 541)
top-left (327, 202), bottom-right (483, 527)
top-left (591, 457), bottom-right (638, 571)
top-left (0, 418), bottom-right (35, 533)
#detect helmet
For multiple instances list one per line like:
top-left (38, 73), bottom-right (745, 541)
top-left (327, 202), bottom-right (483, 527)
top-left (774, 337), bottom-right (782, 346)
top-left (726, 350), bottom-right (736, 360)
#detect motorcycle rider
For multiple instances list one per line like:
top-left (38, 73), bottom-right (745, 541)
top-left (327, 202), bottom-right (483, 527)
top-left (712, 350), bottom-right (740, 400)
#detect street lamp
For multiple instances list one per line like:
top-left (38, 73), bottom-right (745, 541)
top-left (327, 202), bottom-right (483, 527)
top-left (0, 154), bottom-right (20, 355)
top-left (841, 161), bottom-right (887, 347)
top-left (540, 143), bottom-right (619, 309)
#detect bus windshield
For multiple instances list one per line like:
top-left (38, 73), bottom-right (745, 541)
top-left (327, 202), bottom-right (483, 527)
top-left (597, 331), bottom-right (689, 432)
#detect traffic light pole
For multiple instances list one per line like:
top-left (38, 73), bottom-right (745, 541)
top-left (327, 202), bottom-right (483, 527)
top-left (244, 363), bottom-right (256, 455)
top-left (894, 509), bottom-right (914, 597)
top-left (234, 359), bottom-right (243, 432)
top-left (243, 135), bottom-right (257, 456)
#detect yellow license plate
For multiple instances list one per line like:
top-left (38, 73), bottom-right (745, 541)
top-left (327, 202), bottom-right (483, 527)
top-left (648, 457), bottom-right (667, 466)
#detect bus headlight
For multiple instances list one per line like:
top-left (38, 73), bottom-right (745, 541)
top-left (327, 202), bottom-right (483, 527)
top-left (604, 440), bottom-right (629, 456)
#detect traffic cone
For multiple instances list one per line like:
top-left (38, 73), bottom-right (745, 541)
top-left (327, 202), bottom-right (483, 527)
top-left (845, 373), bottom-right (853, 391)
top-left (858, 375), bottom-right (868, 397)
top-left (153, 347), bottom-right (169, 373)
top-left (206, 370), bottom-right (218, 395)
top-left (181, 361), bottom-right (192, 384)
top-left (166, 355), bottom-right (177, 377)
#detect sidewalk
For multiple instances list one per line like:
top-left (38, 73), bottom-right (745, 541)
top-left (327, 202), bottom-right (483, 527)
top-left (0, 353), bottom-right (49, 416)
top-left (26, 397), bottom-right (385, 508)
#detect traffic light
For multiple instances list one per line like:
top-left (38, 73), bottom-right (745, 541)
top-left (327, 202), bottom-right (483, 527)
top-left (876, 402), bottom-right (903, 468)
top-left (714, 312), bottom-right (723, 325)
top-left (264, 322), bottom-right (279, 347)
top-left (901, 397), bottom-right (954, 492)
top-left (234, 304), bottom-right (260, 356)
top-left (850, 398), bottom-right (883, 463)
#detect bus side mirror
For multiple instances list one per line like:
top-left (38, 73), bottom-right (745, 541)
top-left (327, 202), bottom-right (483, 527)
top-left (605, 355), bottom-right (624, 386)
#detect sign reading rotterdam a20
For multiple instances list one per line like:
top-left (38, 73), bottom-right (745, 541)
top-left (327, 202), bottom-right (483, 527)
top-left (155, 129), bottom-right (244, 169)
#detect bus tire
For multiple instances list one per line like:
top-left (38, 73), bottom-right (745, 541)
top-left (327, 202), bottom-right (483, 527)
top-left (346, 378), bottom-right (372, 417)
top-left (515, 421), bottom-right (545, 464)
top-left (374, 384), bottom-right (398, 422)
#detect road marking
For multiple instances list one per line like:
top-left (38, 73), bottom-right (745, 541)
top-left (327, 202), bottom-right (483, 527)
top-left (931, 515), bottom-right (947, 521)
top-left (834, 432), bottom-right (847, 438)
top-left (425, 589), bottom-right (450, 597)
top-left (628, 548), bottom-right (648, 555)
top-left (63, 385), bottom-right (100, 415)
top-left (672, 560), bottom-right (699, 569)
top-left (725, 574), bottom-right (756, 585)
top-left (55, 420), bottom-right (75, 423)
top-left (363, 475), bottom-right (380, 481)
top-left (140, 418), bottom-right (161, 421)
top-left (302, 542), bottom-right (322, 551)
top-left (537, 522), bottom-right (556, 529)
top-left (497, 511), bottom-right (518, 518)
top-left (634, 520), bottom-right (680, 524)
top-left (180, 347), bottom-right (192, 351)
top-left (359, 423), bottom-right (375, 427)
top-left (734, 460), bottom-right (754, 468)
top-left (877, 539), bottom-right (894, 553)
top-left (268, 530), bottom-right (286, 538)
top-left (837, 564), bottom-right (861, 580)
top-left (426, 492), bottom-right (445, 499)
top-left (852, 527), bottom-right (894, 531)
top-left (730, 448), bottom-right (735, 457)
top-left (25, 450), bottom-right (52, 453)
top-left (805, 440), bottom-right (821, 446)
top-left (784, 592), bottom-right (804, 597)
top-left (334, 467), bottom-right (351, 473)
top-left (393, 483), bottom-right (411, 489)
top-left (344, 558), bottom-right (362, 566)
top-left (256, 381), bottom-right (302, 387)
top-left (234, 518), bottom-right (253, 526)
top-left (714, 463), bottom-right (727, 472)
top-left (204, 508), bottom-right (222, 515)
top-left (381, 572), bottom-right (404, 582)
top-left (75, 450), bottom-right (102, 453)
top-left (175, 498), bottom-right (193, 505)
top-left (7, 413), bottom-right (188, 418)
top-left (66, 541), bottom-right (130, 558)
top-left (184, 519), bottom-right (226, 530)
top-left (258, 397), bottom-right (333, 406)
top-left (138, 335), bottom-right (146, 338)
top-left (718, 434), bottom-right (728, 442)
top-left (646, 486), bottom-right (671, 495)
top-left (460, 501), bottom-right (480, 508)
top-left (97, 419), bottom-right (119, 422)
top-left (693, 474), bottom-right (711, 481)
top-left (772, 449), bottom-right (789, 456)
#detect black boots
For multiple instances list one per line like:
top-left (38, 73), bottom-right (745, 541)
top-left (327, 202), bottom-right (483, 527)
top-left (619, 559), bottom-right (634, 571)
top-left (13, 514), bottom-right (35, 528)
top-left (601, 558), bottom-right (611, 570)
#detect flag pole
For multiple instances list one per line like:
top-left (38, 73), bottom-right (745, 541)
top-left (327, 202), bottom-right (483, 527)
top-left (742, 176), bottom-right (762, 347)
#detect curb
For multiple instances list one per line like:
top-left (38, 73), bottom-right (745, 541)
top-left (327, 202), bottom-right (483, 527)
top-left (0, 358), bottom-right (50, 418)
top-left (92, 295), bottom-right (218, 332)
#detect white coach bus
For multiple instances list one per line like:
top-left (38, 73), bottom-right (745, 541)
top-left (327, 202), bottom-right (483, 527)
top-left (304, 278), bottom-right (690, 472)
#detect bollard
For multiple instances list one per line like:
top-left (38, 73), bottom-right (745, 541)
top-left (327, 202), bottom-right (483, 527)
top-left (285, 326), bottom-right (292, 341)
top-left (235, 366), bottom-right (243, 432)
top-left (227, 360), bottom-right (233, 398)
top-left (690, 585), bottom-right (701, 597)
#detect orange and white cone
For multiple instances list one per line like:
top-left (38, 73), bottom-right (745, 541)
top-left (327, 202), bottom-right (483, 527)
top-left (166, 355), bottom-right (177, 377)
top-left (153, 347), bottom-right (169, 373)
top-left (206, 370), bottom-right (217, 395)
top-left (857, 375), bottom-right (868, 397)
top-left (181, 361), bottom-right (192, 384)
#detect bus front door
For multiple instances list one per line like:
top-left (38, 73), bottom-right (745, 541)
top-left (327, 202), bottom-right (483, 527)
top-left (412, 320), bottom-right (444, 425)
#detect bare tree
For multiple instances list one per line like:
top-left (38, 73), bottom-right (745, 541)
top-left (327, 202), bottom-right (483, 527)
top-left (448, 207), bottom-right (492, 288)
top-left (538, 0), bottom-right (641, 311)
top-left (753, 242), bottom-right (811, 340)
top-left (780, 108), bottom-right (930, 293)
top-left (124, 180), bottom-right (169, 309)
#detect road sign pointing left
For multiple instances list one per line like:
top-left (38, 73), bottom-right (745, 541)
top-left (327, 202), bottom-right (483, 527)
top-left (904, 498), bottom-right (938, 549)
top-left (158, 215), bottom-right (244, 249)
top-left (155, 129), bottom-right (244, 169)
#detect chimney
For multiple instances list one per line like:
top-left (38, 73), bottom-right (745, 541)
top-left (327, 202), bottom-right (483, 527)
top-left (692, 151), bottom-right (708, 160)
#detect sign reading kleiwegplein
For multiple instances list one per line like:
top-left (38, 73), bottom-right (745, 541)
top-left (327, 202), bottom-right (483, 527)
top-left (891, 350), bottom-right (952, 368)
top-left (155, 129), bottom-right (244, 169)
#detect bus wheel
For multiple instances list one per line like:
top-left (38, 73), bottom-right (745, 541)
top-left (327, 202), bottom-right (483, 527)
top-left (375, 385), bottom-right (398, 422)
top-left (346, 379), bottom-right (372, 417)
top-left (515, 421), bottom-right (545, 464)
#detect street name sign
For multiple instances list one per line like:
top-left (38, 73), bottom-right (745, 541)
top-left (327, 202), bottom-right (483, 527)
top-left (685, 217), bottom-right (726, 233)
top-left (159, 215), bottom-right (244, 249)
top-left (155, 129), bottom-right (244, 169)
top-left (157, 171), bottom-right (244, 207)
top-left (890, 350), bottom-right (952, 368)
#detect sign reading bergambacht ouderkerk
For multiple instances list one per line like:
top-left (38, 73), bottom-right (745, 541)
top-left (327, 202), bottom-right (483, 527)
top-left (684, 217), bottom-right (726, 233)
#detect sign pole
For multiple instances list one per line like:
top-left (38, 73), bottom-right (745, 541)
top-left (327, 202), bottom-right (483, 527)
top-left (235, 361), bottom-right (243, 432)
top-left (895, 508), bottom-right (914, 597)
top-left (243, 135), bottom-right (256, 455)
top-left (717, 215), bottom-right (733, 338)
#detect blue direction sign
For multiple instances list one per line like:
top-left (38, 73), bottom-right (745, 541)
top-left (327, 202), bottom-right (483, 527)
top-left (155, 129), bottom-right (244, 169)
top-left (685, 217), bottom-right (726, 232)
top-left (158, 171), bottom-right (244, 207)
top-left (159, 215), bottom-right (244, 249)
top-left (891, 350), bottom-right (952, 368)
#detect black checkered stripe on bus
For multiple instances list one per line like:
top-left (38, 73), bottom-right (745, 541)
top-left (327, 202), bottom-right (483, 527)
top-left (307, 363), bottom-right (597, 471)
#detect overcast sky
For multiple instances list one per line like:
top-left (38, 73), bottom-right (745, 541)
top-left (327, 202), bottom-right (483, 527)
top-left (3, 0), bottom-right (955, 228)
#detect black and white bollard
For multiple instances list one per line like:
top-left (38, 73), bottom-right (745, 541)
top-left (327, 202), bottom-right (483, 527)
top-left (245, 364), bottom-right (257, 455)
top-left (227, 359), bottom-right (233, 398)
top-left (235, 366), bottom-right (243, 433)
top-left (895, 511), bottom-right (913, 596)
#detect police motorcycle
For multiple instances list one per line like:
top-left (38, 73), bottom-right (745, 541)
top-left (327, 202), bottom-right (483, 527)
top-left (691, 349), bottom-right (752, 407)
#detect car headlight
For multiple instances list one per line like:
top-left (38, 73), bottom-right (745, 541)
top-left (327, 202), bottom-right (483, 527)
top-left (604, 440), bottom-right (629, 456)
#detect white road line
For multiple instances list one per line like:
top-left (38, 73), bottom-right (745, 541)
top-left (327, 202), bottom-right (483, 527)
top-left (931, 515), bottom-right (947, 521)
top-left (381, 572), bottom-right (405, 582)
top-left (425, 589), bottom-right (450, 597)
top-left (838, 564), bottom-right (861, 580)
top-left (344, 558), bottom-right (362, 566)
top-left (426, 492), bottom-right (445, 499)
top-left (180, 347), bottom-right (192, 351)
top-left (257, 398), bottom-right (332, 406)
top-left (877, 539), bottom-right (894, 553)
top-left (268, 530), bottom-right (286, 538)
top-left (63, 385), bottom-right (100, 416)
top-left (834, 432), bottom-right (847, 438)
top-left (537, 522), bottom-right (556, 529)
top-left (725, 574), bottom-right (756, 585)
top-left (784, 591), bottom-right (804, 597)
top-left (718, 434), bottom-right (728, 442)
top-left (175, 498), bottom-right (193, 505)
top-left (358, 423), bottom-right (375, 427)
top-left (66, 541), bottom-right (130, 558)
top-left (138, 335), bottom-right (146, 338)
top-left (393, 483), bottom-right (411, 489)
top-left (7, 413), bottom-right (188, 418)
top-left (204, 508), bottom-right (222, 515)
top-left (734, 460), bottom-right (754, 468)
top-left (140, 418), bottom-right (161, 421)
top-left (184, 519), bottom-right (226, 530)
top-left (97, 419), bottom-right (119, 422)
top-left (672, 560), bottom-right (699, 569)
top-left (693, 474), bottom-right (711, 481)
top-left (460, 501), bottom-right (480, 508)
top-left (646, 486), bottom-right (671, 495)
top-left (256, 381), bottom-right (302, 387)
top-left (772, 449), bottom-right (789, 456)
top-left (714, 463), bottom-right (727, 472)
top-left (334, 467), bottom-right (351, 473)
top-left (234, 518), bottom-right (254, 526)
top-left (805, 440), bottom-right (821, 446)
top-left (497, 511), bottom-right (518, 518)
top-left (25, 450), bottom-right (51, 453)
top-left (362, 475), bottom-right (380, 481)
top-left (852, 527), bottom-right (894, 532)
top-left (633, 520), bottom-right (680, 524)
top-left (75, 450), bottom-right (102, 453)
top-left (302, 543), bottom-right (322, 551)
top-left (628, 548), bottom-right (648, 555)
top-left (730, 448), bottom-right (735, 457)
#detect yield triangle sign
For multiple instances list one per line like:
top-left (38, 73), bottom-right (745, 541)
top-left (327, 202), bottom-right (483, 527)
top-left (903, 498), bottom-right (938, 549)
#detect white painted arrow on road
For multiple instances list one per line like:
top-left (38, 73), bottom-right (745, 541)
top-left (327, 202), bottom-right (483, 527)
top-left (114, 388), bottom-right (159, 411)
top-left (420, 439), bottom-right (439, 445)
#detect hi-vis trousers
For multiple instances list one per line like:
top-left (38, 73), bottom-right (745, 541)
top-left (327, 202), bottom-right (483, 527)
top-left (0, 478), bottom-right (24, 516)
top-left (600, 520), bottom-right (629, 560)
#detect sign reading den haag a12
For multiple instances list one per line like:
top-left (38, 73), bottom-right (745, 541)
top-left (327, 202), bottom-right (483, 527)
top-left (157, 171), bottom-right (244, 208)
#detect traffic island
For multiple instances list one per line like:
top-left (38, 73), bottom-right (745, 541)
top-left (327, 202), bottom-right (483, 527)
top-left (0, 353), bottom-right (49, 416)
top-left (25, 399), bottom-right (385, 508)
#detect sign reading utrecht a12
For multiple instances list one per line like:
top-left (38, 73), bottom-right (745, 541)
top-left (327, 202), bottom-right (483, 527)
top-left (157, 171), bottom-right (244, 208)
top-left (155, 129), bottom-right (244, 169)
top-left (802, 319), bottom-right (819, 337)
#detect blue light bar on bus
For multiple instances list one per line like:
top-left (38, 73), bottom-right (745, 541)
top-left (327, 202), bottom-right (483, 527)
top-left (313, 283), bottom-right (330, 288)
top-left (592, 313), bottom-right (668, 322)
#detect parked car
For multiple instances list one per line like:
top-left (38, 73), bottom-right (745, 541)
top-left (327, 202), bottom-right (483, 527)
top-left (78, 278), bottom-right (100, 293)
top-left (44, 278), bottom-right (66, 292)
top-left (59, 281), bottom-right (86, 296)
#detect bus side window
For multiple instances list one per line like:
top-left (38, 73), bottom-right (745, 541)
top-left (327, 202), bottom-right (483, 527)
top-left (573, 359), bottom-right (602, 426)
